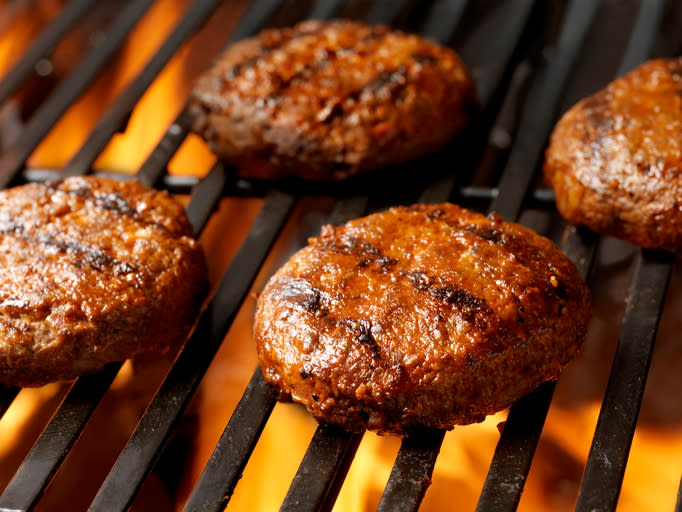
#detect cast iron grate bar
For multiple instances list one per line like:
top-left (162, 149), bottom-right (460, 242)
top-left (489, 0), bottom-right (599, 222)
top-left (89, 189), bottom-right (296, 511)
top-left (0, 0), bottom-right (98, 105)
top-left (184, 193), bottom-right (371, 512)
top-left (280, 426), bottom-right (364, 512)
top-left (677, 476), bottom-right (682, 512)
top-left (420, 0), bottom-right (468, 44)
top-left (614, 0), bottom-right (667, 77)
top-left (418, 0), bottom-right (536, 204)
top-left (136, 109), bottom-right (192, 187)
top-left (60, 0), bottom-right (228, 177)
top-left (479, 0), bottom-right (668, 507)
top-left (0, 364), bottom-right (121, 512)
top-left (376, 429), bottom-right (446, 512)
top-left (182, 368), bottom-right (277, 512)
top-left (0, 0), bottom-right (156, 189)
top-left (365, 0), bottom-right (414, 26)
top-left (575, 250), bottom-right (673, 512)
top-left (307, 0), bottom-right (346, 20)
top-left (463, 0), bottom-right (535, 111)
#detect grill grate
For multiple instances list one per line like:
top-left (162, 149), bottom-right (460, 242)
top-left (0, 1), bottom-right (680, 511)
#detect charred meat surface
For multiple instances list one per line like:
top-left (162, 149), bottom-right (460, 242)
top-left (254, 203), bottom-right (591, 436)
top-left (0, 176), bottom-right (208, 387)
top-left (544, 57), bottom-right (682, 251)
top-left (188, 19), bottom-right (477, 180)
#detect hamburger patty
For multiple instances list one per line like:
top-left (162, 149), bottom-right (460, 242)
top-left (254, 203), bottom-right (591, 436)
top-left (0, 176), bottom-right (207, 387)
top-left (544, 57), bottom-right (682, 252)
top-left (188, 19), bottom-right (477, 180)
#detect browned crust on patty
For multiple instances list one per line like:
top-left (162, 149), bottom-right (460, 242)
top-left (544, 57), bottom-right (682, 252)
top-left (188, 19), bottom-right (477, 180)
top-left (254, 203), bottom-right (591, 436)
top-left (0, 176), bottom-right (208, 387)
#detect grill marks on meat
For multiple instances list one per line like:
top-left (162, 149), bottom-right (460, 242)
top-left (0, 176), bottom-right (208, 387)
top-left (544, 57), bottom-right (682, 251)
top-left (254, 203), bottom-right (591, 436)
top-left (189, 19), bottom-right (477, 180)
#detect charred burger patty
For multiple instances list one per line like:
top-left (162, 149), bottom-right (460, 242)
top-left (0, 176), bottom-right (207, 387)
top-left (254, 203), bottom-right (591, 436)
top-left (544, 57), bottom-right (682, 252)
top-left (189, 19), bottom-right (477, 180)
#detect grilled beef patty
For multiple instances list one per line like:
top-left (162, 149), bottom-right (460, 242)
top-left (188, 19), bottom-right (477, 180)
top-left (254, 203), bottom-right (591, 436)
top-left (0, 176), bottom-right (207, 387)
top-left (544, 57), bottom-right (682, 252)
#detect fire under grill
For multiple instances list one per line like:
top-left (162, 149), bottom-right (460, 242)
top-left (0, 0), bottom-right (681, 511)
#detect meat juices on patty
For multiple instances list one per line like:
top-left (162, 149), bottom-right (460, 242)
top-left (254, 203), bottom-right (591, 436)
top-left (544, 57), bottom-right (682, 252)
top-left (188, 19), bottom-right (477, 181)
top-left (0, 176), bottom-right (208, 387)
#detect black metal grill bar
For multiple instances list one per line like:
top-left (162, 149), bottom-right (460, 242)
top-left (185, 164), bottom-right (228, 238)
top-left (575, 250), bottom-right (673, 512)
top-left (306, 0), bottom-right (346, 21)
top-left (365, 0), bottom-right (413, 26)
top-left (0, 0), bottom-right (98, 105)
top-left (463, 0), bottom-right (535, 111)
top-left (0, 364), bottom-right (120, 512)
top-left (280, 426), bottom-right (364, 512)
top-left (60, 0), bottom-right (227, 177)
top-left (182, 368), bottom-right (277, 512)
top-left (615, 0), bottom-right (667, 77)
top-left (476, 0), bottom-right (667, 507)
top-left (135, 109), bottom-right (191, 187)
top-left (489, 0), bottom-right (599, 222)
top-left (677, 476), bottom-right (682, 512)
top-left (419, 0), bottom-right (468, 44)
top-left (0, 0), bottom-right (156, 188)
top-left (89, 189), bottom-right (296, 511)
top-left (376, 429), bottom-right (446, 512)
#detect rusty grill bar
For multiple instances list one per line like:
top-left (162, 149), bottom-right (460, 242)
top-left (0, 1), bottom-right (679, 511)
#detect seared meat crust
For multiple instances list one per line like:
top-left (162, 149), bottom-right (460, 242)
top-left (188, 19), bottom-right (476, 180)
top-left (254, 203), bottom-right (590, 436)
top-left (544, 57), bottom-right (682, 251)
top-left (0, 177), bottom-right (207, 387)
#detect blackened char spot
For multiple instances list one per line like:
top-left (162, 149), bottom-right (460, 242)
top-left (322, 236), bottom-right (397, 271)
top-left (276, 278), bottom-right (322, 313)
top-left (404, 271), bottom-right (431, 291)
top-left (36, 232), bottom-right (138, 275)
top-left (363, 65), bottom-right (408, 99)
top-left (95, 193), bottom-right (139, 219)
top-left (341, 318), bottom-right (380, 358)
top-left (461, 224), bottom-right (505, 244)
